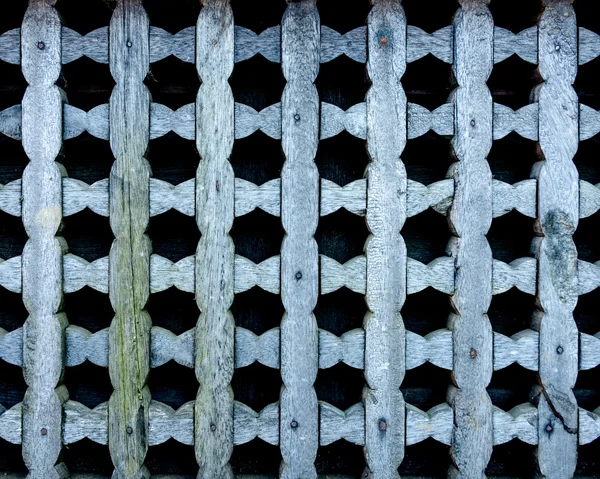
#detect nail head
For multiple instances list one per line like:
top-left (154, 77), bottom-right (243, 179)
top-left (380, 37), bottom-right (388, 45)
top-left (41, 428), bottom-right (48, 436)
top-left (470, 348), bottom-right (477, 359)
top-left (126, 40), bottom-right (132, 48)
top-left (379, 419), bottom-right (387, 431)
top-left (290, 420), bottom-right (298, 429)
top-left (295, 271), bottom-right (302, 281)
top-left (557, 346), bottom-right (564, 354)
top-left (210, 424), bottom-right (216, 432)
top-left (37, 42), bottom-right (45, 50)
top-left (126, 426), bottom-right (133, 434)
top-left (546, 424), bottom-right (553, 433)
top-left (294, 113), bottom-right (301, 122)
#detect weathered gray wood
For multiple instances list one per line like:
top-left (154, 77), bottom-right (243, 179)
top-left (0, 28), bottom-right (21, 64)
top-left (320, 255), bottom-right (366, 294)
top-left (234, 254), bottom-right (280, 294)
top-left (578, 27), bottom-right (600, 65)
top-left (493, 102), bottom-right (538, 141)
top-left (0, 104), bottom-right (22, 140)
top-left (235, 25), bottom-right (281, 63)
top-left (406, 329), bottom-right (452, 370)
top-left (150, 254), bottom-right (194, 293)
top-left (279, 2), bottom-right (320, 478)
top-left (492, 179), bottom-right (536, 218)
top-left (64, 254), bottom-right (109, 294)
top-left (318, 328), bottom-right (364, 369)
top-left (62, 27), bottom-right (109, 64)
top-left (149, 103), bottom-right (195, 139)
top-left (447, 1), bottom-right (494, 477)
top-left (63, 401), bottom-right (108, 445)
top-left (406, 403), bottom-right (452, 446)
top-left (235, 327), bottom-right (280, 369)
top-left (233, 401), bottom-right (279, 446)
top-left (20, 1), bottom-right (68, 477)
top-left (493, 404), bottom-right (538, 445)
top-left (194, 2), bottom-right (235, 478)
top-left (408, 102), bottom-right (454, 138)
top-left (149, 26), bottom-right (195, 63)
top-left (407, 256), bottom-right (454, 295)
top-left (320, 102), bottom-right (366, 140)
top-left (579, 407), bottom-right (600, 445)
top-left (235, 178), bottom-right (280, 217)
top-left (407, 179), bottom-right (453, 217)
top-left (320, 26), bottom-right (366, 63)
top-left (493, 26), bottom-right (538, 64)
top-left (63, 104), bottom-right (110, 140)
top-left (107, 1), bottom-right (152, 477)
top-left (533, 2), bottom-right (579, 477)
top-left (0, 326), bottom-right (23, 366)
top-left (0, 255), bottom-right (22, 293)
top-left (149, 401), bottom-right (194, 446)
top-left (407, 25), bottom-right (453, 64)
top-left (364, 1), bottom-right (407, 477)
top-left (235, 102), bottom-right (282, 139)
top-left (320, 178), bottom-right (366, 216)
top-left (493, 329), bottom-right (539, 371)
top-left (579, 103), bottom-right (600, 141)
top-left (492, 257), bottom-right (536, 295)
top-left (319, 402), bottom-right (365, 446)
top-left (0, 402), bottom-right (23, 444)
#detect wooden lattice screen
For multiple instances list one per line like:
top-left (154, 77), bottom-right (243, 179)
top-left (2, 0), bottom-right (600, 477)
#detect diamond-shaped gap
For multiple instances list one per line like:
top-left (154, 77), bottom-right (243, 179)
top-left (316, 364), bottom-right (363, 411)
top-left (0, 136), bottom-right (28, 184)
top-left (231, 56), bottom-right (285, 110)
top-left (402, 439), bottom-right (450, 477)
top-left (404, 209), bottom-right (449, 264)
top-left (488, 56), bottom-right (538, 111)
top-left (232, 288), bottom-right (282, 335)
top-left (231, 0), bottom-right (285, 32)
top-left (0, 289), bottom-right (27, 333)
top-left (489, 0), bottom-right (538, 33)
top-left (63, 210), bottom-right (112, 262)
top-left (316, 442), bottom-right (365, 478)
top-left (404, 132), bottom-right (452, 185)
top-left (56, 0), bottom-right (112, 33)
top-left (0, 211), bottom-right (27, 260)
top-left (64, 288), bottom-right (112, 333)
top-left (403, 288), bottom-right (450, 336)
top-left (231, 209), bottom-right (283, 265)
top-left (63, 440), bottom-right (112, 475)
top-left (0, 362), bottom-right (25, 409)
top-left (144, 0), bottom-right (199, 32)
top-left (148, 133), bottom-right (198, 184)
top-left (149, 362), bottom-right (198, 410)
top-left (0, 0), bottom-right (26, 31)
top-left (577, 55), bottom-right (600, 110)
top-left (148, 289), bottom-right (197, 336)
top-left (318, 0), bottom-right (369, 34)
top-left (65, 362), bottom-right (111, 408)
top-left (576, 139), bottom-right (600, 184)
top-left (62, 57), bottom-right (114, 111)
top-left (578, 441), bottom-right (600, 477)
top-left (575, 288), bottom-right (600, 335)
top-left (316, 288), bottom-right (365, 335)
top-left (488, 289), bottom-right (535, 337)
top-left (403, 0), bottom-right (458, 32)
top-left (0, 440), bottom-right (25, 473)
top-left (575, 369), bottom-right (600, 411)
top-left (62, 134), bottom-right (113, 183)
top-left (403, 363), bottom-right (450, 412)
top-left (0, 61), bottom-right (25, 112)
top-left (316, 210), bottom-right (368, 264)
top-left (232, 440), bottom-right (281, 476)
top-left (575, 214), bottom-right (600, 264)
top-left (146, 56), bottom-right (199, 110)
top-left (316, 133), bottom-right (368, 185)
top-left (489, 365), bottom-right (536, 412)
top-left (486, 441), bottom-right (536, 478)
top-left (232, 363), bottom-right (281, 412)
top-left (404, 56), bottom-right (453, 111)
top-left (149, 210), bottom-right (199, 263)
top-left (147, 441), bottom-right (197, 476)
top-left (317, 57), bottom-right (369, 110)
top-left (488, 211), bottom-right (534, 264)
top-left (488, 133), bottom-right (537, 184)
top-left (231, 133), bottom-right (283, 185)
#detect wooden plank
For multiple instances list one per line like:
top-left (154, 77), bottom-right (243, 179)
top-left (107, 1), bottom-right (152, 478)
top-left (447, 1), bottom-right (494, 477)
top-left (363, 1), bottom-right (407, 477)
top-left (279, 1), bottom-right (320, 478)
top-left (533, 2), bottom-right (579, 477)
top-left (194, 1), bottom-right (235, 478)
top-left (20, 1), bottom-right (69, 477)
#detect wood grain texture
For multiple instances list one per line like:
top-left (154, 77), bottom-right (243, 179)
top-left (194, 1), bottom-right (235, 478)
top-left (107, 1), bottom-right (152, 478)
top-left (364, 1), bottom-right (407, 477)
top-left (279, 2), bottom-right (320, 478)
top-left (447, 1), bottom-right (494, 477)
top-left (533, 2), bottom-right (579, 477)
top-left (20, 1), bottom-right (68, 477)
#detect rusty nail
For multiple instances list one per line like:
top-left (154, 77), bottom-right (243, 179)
top-left (210, 424), bottom-right (216, 432)
top-left (41, 428), bottom-right (48, 436)
top-left (557, 346), bottom-right (564, 354)
top-left (290, 420), bottom-right (298, 429)
top-left (470, 348), bottom-right (477, 359)
top-left (295, 271), bottom-right (302, 281)
top-left (38, 42), bottom-right (45, 50)
top-left (126, 426), bottom-right (133, 434)
top-left (379, 419), bottom-right (387, 431)
top-left (546, 424), bottom-right (553, 433)
top-left (380, 37), bottom-right (388, 45)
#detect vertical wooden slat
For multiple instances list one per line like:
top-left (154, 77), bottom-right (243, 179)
top-left (447, 1), bottom-right (494, 477)
top-left (194, 1), bottom-right (235, 478)
top-left (363, 1), bottom-right (407, 477)
top-left (534, 1), bottom-right (579, 477)
top-left (20, 1), bottom-right (68, 477)
top-left (279, 1), bottom-right (320, 478)
top-left (107, 1), bottom-right (152, 477)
